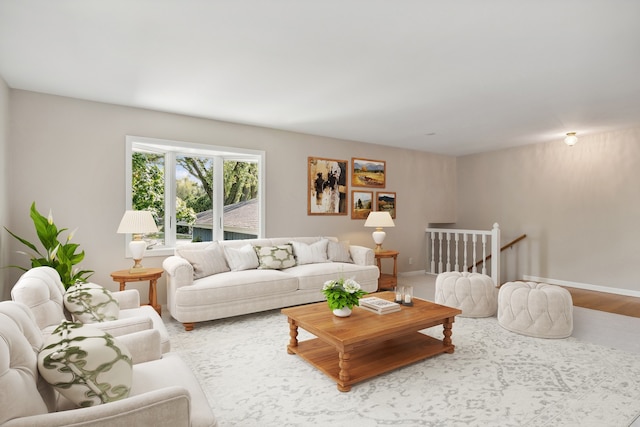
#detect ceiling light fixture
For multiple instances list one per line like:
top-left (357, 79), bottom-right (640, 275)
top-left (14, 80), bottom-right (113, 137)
top-left (564, 132), bottom-right (578, 146)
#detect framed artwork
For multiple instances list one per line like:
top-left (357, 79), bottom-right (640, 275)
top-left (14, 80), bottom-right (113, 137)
top-left (351, 190), bottom-right (373, 219)
top-left (376, 191), bottom-right (396, 219)
top-left (308, 157), bottom-right (348, 215)
top-left (352, 158), bottom-right (386, 188)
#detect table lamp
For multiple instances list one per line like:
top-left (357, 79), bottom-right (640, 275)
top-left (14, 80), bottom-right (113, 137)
top-left (364, 211), bottom-right (395, 252)
top-left (117, 210), bottom-right (158, 273)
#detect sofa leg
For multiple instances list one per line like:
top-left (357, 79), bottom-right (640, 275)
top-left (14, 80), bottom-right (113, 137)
top-left (183, 322), bottom-right (194, 331)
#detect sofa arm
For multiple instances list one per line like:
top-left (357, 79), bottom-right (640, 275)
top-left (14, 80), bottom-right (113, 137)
top-left (350, 245), bottom-right (375, 266)
top-left (93, 316), bottom-right (153, 337)
top-left (2, 386), bottom-right (192, 427)
top-left (113, 289), bottom-right (142, 309)
top-left (162, 256), bottom-right (194, 289)
top-left (115, 329), bottom-right (162, 364)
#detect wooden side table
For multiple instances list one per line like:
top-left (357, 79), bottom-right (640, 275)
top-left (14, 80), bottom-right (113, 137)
top-left (110, 267), bottom-right (164, 315)
top-left (375, 250), bottom-right (399, 291)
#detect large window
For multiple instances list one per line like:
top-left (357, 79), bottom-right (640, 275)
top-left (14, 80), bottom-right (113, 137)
top-left (125, 136), bottom-right (264, 256)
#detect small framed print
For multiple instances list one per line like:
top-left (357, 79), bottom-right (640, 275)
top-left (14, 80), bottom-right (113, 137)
top-left (308, 156), bottom-right (348, 215)
top-left (352, 158), bottom-right (386, 188)
top-left (376, 191), bottom-right (396, 219)
top-left (351, 190), bottom-right (373, 219)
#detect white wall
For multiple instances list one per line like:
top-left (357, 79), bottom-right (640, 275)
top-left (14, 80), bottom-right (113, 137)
top-left (5, 90), bottom-right (456, 303)
top-left (0, 77), bottom-right (9, 300)
top-left (456, 128), bottom-right (640, 293)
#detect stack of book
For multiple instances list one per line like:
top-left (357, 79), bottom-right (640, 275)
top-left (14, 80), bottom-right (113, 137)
top-left (359, 297), bottom-right (401, 315)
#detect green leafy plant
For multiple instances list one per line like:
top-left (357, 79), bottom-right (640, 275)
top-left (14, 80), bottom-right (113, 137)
top-left (322, 277), bottom-right (367, 310)
top-left (4, 202), bottom-right (93, 289)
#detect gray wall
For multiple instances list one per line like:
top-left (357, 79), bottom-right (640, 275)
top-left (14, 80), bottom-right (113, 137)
top-left (456, 128), bottom-right (640, 294)
top-left (4, 89), bottom-right (456, 302)
top-left (0, 77), bottom-right (8, 300)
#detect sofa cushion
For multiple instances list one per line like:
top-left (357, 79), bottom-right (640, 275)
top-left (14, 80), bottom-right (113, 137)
top-left (176, 270), bottom-right (299, 304)
top-left (38, 321), bottom-right (133, 408)
top-left (284, 262), bottom-right (380, 291)
top-left (224, 243), bottom-right (260, 271)
top-left (64, 282), bottom-right (120, 324)
top-left (327, 240), bottom-right (353, 263)
top-left (291, 239), bottom-right (329, 265)
top-left (176, 242), bottom-right (230, 279)
top-left (254, 244), bottom-right (296, 270)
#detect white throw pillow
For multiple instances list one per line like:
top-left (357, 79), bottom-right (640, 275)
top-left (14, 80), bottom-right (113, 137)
top-left (38, 321), bottom-right (132, 407)
top-left (177, 242), bottom-right (230, 279)
top-left (327, 240), bottom-right (353, 263)
top-left (254, 244), bottom-right (297, 270)
top-left (291, 239), bottom-right (329, 265)
top-left (224, 244), bottom-right (260, 271)
top-left (64, 283), bottom-right (120, 324)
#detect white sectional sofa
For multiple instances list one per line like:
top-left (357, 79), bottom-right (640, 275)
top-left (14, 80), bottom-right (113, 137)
top-left (162, 237), bottom-right (380, 330)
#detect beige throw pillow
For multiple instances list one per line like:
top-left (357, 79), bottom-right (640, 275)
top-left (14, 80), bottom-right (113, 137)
top-left (177, 242), bottom-right (230, 279)
top-left (327, 240), bottom-right (353, 263)
top-left (291, 239), bottom-right (329, 265)
top-left (224, 244), bottom-right (260, 271)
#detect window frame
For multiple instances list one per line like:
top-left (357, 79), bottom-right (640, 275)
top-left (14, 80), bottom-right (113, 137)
top-left (124, 135), bottom-right (265, 257)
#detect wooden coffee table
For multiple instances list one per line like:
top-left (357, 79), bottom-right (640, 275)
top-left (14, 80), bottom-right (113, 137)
top-left (281, 292), bottom-right (462, 392)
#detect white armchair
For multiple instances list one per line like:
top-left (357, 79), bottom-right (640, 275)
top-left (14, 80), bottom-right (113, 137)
top-left (11, 266), bottom-right (170, 353)
top-left (0, 301), bottom-right (217, 427)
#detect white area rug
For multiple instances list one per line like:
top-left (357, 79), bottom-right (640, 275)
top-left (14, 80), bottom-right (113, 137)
top-left (165, 307), bottom-right (640, 427)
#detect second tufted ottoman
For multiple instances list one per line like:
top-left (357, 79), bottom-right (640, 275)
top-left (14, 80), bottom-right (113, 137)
top-left (497, 281), bottom-right (573, 338)
top-left (435, 271), bottom-right (497, 318)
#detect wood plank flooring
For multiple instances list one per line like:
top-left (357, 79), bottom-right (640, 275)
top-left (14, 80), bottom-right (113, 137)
top-left (563, 287), bottom-right (640, 318)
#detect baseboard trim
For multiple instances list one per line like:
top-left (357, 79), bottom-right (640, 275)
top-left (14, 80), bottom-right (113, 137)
top-left (522, 275), bottom-right (640, 298)
top-left (399, 270), bottom-right (428, 277)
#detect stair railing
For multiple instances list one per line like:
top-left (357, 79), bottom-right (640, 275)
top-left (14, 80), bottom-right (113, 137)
top-left (425, 223), bottom-right (501, 286)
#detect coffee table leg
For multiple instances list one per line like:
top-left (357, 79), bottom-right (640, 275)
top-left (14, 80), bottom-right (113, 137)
top-left (287, 318), bottom-right (298, 354)
top-left (443, 317), bottom-right (455, 353)
top-left (337, 352), bottom-right (352, 392)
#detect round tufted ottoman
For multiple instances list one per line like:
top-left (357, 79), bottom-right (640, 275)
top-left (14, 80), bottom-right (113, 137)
top-left (497, 281), bottom-right (573, 338)
top-left (434, 271), bottom-right (497, 318)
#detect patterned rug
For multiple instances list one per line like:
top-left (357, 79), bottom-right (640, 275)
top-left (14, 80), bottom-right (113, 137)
top-left (164, 308), bottom-right (640, 427)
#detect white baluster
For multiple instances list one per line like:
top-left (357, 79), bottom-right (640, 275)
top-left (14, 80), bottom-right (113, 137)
top-left (454, 233), bottom-right (460, 272)
top-left (471, 234), bottom-right (478, 273)
top-left (429, 231), bottom-right (435, 273)
top-left (437, 232), bottom-right (443, 273)
top-left (446, 233), bottom-right (451, 271)
top-left (462, 233), bottom-right (468, 272)
top-left (481, 234), bottom-right (487, 275)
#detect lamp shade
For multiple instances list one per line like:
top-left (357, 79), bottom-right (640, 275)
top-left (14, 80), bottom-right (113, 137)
top-left (364, 211), bottom-right (395, 228)
top-left (117, 210), bottom-right (158, 234)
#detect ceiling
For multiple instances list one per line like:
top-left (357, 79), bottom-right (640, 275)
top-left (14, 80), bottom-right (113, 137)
top-left (1, 1), bottom-right (639, 156)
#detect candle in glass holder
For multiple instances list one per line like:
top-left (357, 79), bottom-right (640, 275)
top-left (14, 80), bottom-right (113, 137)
top-left (394, 286), bottom-right (403, 303)
top-left (403, 286), bottom-right (413, 305)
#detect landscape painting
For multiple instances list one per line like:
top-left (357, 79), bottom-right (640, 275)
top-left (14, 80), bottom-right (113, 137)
top-left (376, 191), bottom-right (396, 218)
top-left (351, 190), bottom-right (373, 219)
top-left (308, 157), bottom-right (348, 215)
top-left (352, 158), bottom-right (386, 188)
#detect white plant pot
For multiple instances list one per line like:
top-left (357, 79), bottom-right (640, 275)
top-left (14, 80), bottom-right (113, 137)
top-left (332, 307), bottom-right (352, 317)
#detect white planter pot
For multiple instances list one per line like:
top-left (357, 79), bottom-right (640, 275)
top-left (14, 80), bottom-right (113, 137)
top-left (332, 306), bottom-right (352, 317)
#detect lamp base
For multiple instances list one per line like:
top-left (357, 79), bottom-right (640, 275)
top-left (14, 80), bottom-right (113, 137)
top-left (374, 244), bottom-right (384, 252)
top-left (129, 259), bottom-right (147, 274)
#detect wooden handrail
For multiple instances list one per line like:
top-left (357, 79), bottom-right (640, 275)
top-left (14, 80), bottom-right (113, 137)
top-left (469, 234), bottom-right (527, 271)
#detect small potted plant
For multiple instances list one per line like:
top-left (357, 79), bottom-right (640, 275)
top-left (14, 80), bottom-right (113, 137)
top-left (322, 277), bottom-right (367, 317)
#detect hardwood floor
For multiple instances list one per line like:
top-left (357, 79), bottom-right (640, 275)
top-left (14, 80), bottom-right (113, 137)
top-left (563, 286), bottom-right (640, 318)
